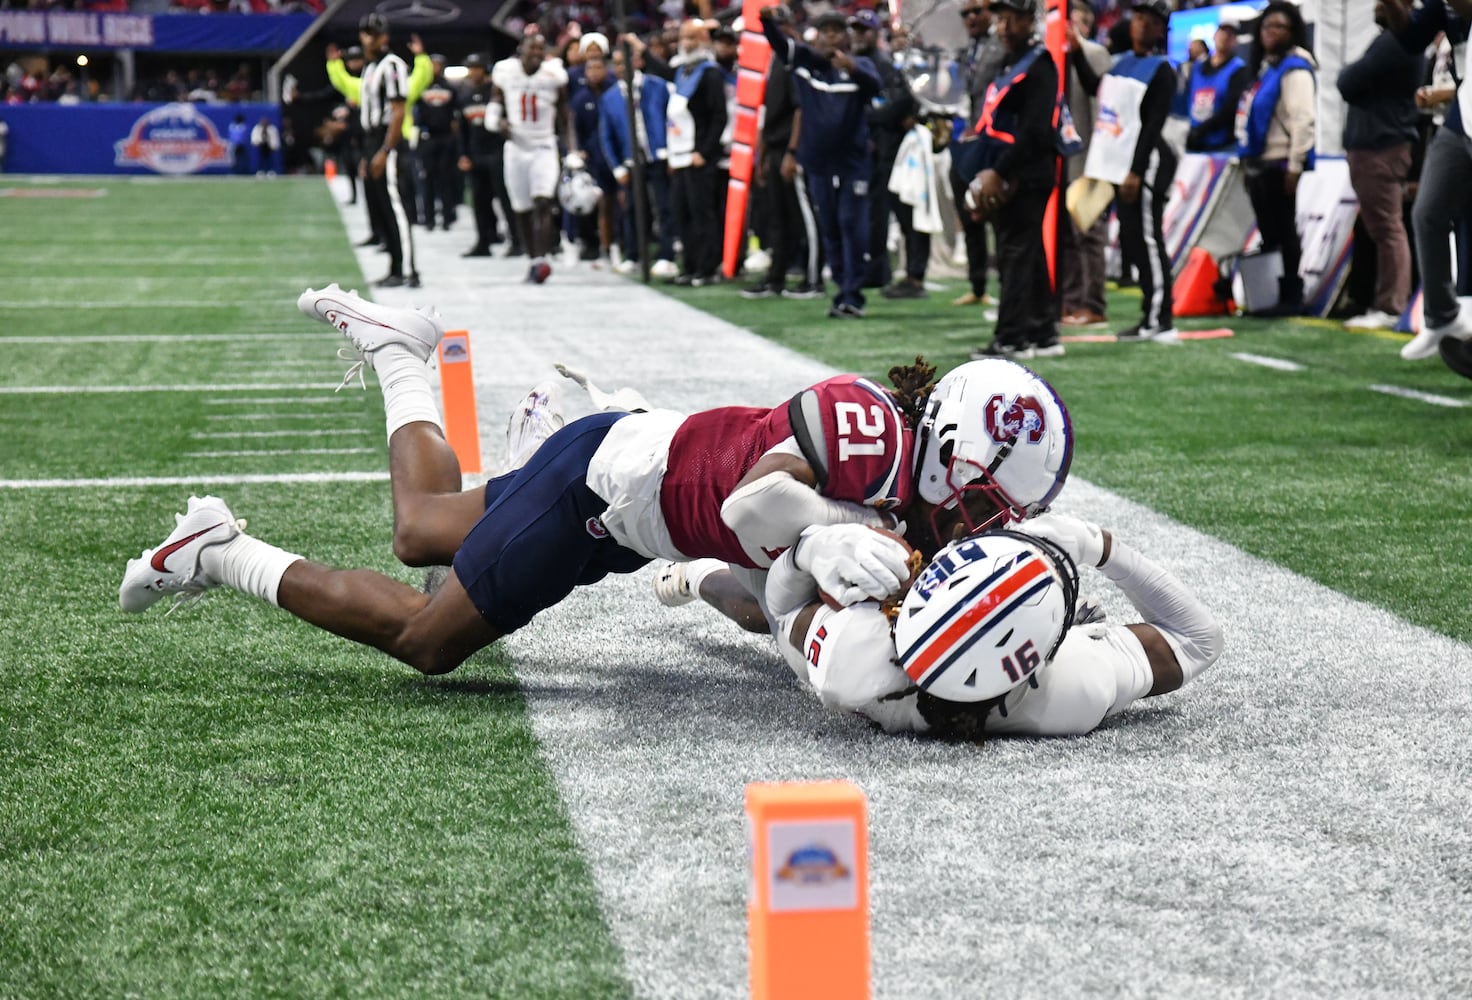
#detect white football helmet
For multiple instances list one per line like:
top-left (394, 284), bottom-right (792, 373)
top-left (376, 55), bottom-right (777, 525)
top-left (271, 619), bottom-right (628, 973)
top-left (893, 528), bottom-right (1078, 703)
top-left (558, 163), bottom-right (602, 216)
top-left (912, 359), bottom-right (1073, 539)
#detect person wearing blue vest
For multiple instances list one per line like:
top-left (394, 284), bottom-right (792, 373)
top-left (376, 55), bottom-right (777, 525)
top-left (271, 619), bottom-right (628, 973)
top-left (1236, 2), bottom-right (1316, 316)
top-left (1076, 0), bottom-right (1178, 342)
top-left (600, 42), bottom-right (675, 272)
top-left (964, 0), bottom-right (1062, 357)
top-left (1185, 20), bottom-right (1249, 153)
top-left (1383, 0), bottom-right (1472, 360)
top-left (761, 6), bottom-right (883, 318)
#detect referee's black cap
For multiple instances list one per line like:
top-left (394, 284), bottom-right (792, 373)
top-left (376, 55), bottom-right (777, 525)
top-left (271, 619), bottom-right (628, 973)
top-left (359, 12), bottom-right (390, 35)
top-left (344, 45), bottom-right (364, 60)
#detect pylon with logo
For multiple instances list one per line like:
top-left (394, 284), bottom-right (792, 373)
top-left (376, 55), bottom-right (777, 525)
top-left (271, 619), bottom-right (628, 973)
top-left (746, 780), bottom-right (870, 1000)
top-left (1173, 246), bottom-right (1230, 317)
top-left (436, 330), bottom-right (481, 475)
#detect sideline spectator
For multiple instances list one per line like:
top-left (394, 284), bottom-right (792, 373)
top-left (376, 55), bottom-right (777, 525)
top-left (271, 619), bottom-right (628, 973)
top-left (1237, 1), bottom-right (1316, 316)
top-left (1185, 19), bottom-right (1249, 153)
top-left (601, 42), bottom-right (676, 275)
top-left (965, 0), bottom-right (1061, 357)
top-left (228, 113), bottom-right (251, 175)
top-left (457, 53), bottom-right (518, 258)
top-left (415, 53), bottom-right (462, 231)
top-left (645, 19), bottom-right (728, 286)
top-left (741, 6), bottom-right (822, 300)
top-left (853, 8), bottom-right (918, 293)
top-left (571, 52), bottom-right (618, 264)
top-left (951, 1), bottom-right (1007, 307)
top-left (761, 7), bottom-right (882, 319)
top-left (1059, 0), bottom-right (1112, 327)
top-left (1338, 14), bottom-right (1422, 331)
top-left (1077, 0), bottom-right (1179, 341)
top-left (883, 102), bottom-right (942, 300)
top-left (1384, 0), bottom-right (1472, 359)
top-left (251, 114), bottom-right (281, 175)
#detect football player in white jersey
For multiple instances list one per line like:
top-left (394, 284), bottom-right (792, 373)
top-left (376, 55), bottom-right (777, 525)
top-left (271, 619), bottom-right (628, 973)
top-left (491, 32), bottom-right (574, 283)
top-left (753, 513), bottom-right (1224, 739)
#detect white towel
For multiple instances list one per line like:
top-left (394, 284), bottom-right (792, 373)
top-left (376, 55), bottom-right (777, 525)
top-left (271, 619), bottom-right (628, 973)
top-left (888, 124), bottom-right (944, 235)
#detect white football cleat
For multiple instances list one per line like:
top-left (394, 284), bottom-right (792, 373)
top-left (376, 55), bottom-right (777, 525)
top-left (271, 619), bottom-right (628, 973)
top-left (298, 283), bottom-right (446, 387)
top-left (504, 381), bottom-right (566, 473)
top-left (119, 495), bottom-right (243, 613)
top-left (651, 561), bottom-right (698, 607)
top-left (1401, 305), bottom-right (1472, 360)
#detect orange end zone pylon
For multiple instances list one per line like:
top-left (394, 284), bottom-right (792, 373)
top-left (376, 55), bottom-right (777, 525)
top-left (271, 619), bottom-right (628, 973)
top-left (746, 780), bottom-right (870, 1000)
top-left (722, 0), bottom-right (778, 278)
top-left (437, 330), bottom-right (482, 475)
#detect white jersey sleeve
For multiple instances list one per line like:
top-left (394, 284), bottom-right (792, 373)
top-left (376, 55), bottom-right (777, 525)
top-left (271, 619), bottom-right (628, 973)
top-left (773, 599), bottom-right (930, 735)
top-left (983, 623), bottom-right (1156, 737)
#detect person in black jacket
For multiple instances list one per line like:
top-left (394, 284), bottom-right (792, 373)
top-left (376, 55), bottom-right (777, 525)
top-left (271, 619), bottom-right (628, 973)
top-left (1339, 18), bottom-right (1423, 330)
top-left (951, 1), bottom-right (1008, 306)
top-left (852, 10), bottom-right (917, 290)
top-left (965, 0), bottom-right (1061, 357)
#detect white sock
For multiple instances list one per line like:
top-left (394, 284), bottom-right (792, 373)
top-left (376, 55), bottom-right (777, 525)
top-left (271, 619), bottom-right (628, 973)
top-left (683, 558), bottom-right (727, 602)
top-left (373, 343), bottom-right (443, 441)
top-left (201, 533), bottom-right (302, 607)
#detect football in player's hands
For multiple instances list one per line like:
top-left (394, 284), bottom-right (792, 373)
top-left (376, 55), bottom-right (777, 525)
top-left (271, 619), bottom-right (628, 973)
top-left (811, 525), bottom-right (922, 610)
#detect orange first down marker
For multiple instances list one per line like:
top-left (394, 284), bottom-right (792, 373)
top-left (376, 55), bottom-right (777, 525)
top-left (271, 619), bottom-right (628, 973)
top-left (437, 330), bottom-right (481, 475)
top-left (746, 780), bottom-right (870, 1000)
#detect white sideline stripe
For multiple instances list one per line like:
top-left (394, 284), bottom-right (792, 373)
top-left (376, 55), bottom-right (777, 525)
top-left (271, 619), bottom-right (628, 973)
top-left (204, 397), bottom-right (353, 405)
top-left (0, 334), bottom-right (333, 345)
top-left (191, 429), bottom-right (371, 439)
top-left (0, 471), bottom-right (388, 489)
top-left (0, 300), bottom-right (282, 309)
top-left (183, 448), bottom-right (377, 457)
top-left (205, 413), bottom-right (357, 422)
top-left (1368, 383), bottom-right (1468, 408)
top-left (0, 383), bottom-right (341, 395)
top-left (1231, 352), bottom-right (1305, 372)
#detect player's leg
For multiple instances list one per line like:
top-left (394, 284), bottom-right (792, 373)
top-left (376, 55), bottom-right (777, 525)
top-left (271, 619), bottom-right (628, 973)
top-left (297, 284), bottom-right (485, 567)
top-left (119, 495), bottom-right (498, 675)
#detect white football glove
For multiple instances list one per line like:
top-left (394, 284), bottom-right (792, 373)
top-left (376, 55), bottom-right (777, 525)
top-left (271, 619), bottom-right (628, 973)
top-left (793, 524), bottom-right (912, 607)
top-left (563, 150), bottom-right (586, 172)
top-left (1021, 512), bottom-right (1106, 568)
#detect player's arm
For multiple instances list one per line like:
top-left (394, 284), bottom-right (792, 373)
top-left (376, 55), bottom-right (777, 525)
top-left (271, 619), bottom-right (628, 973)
top-left (720, 451), bottom-right (894, 553)
top-left (488, 83), bottom-right (509, 134)
top-left (325, 54), bottom-right (362, 103)
top-left (768, 550), bottom-right (928, 733)
top-left (1023, 514), bottom-right (1224, 695)
top-left (559, 85), bottom-right (578, 156)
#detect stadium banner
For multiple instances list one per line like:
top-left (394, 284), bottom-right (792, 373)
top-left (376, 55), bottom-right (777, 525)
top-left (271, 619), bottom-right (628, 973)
top-left (0, 101), bottom-right (281, 175)
top-left (0, 12), bottom-right (313, 53)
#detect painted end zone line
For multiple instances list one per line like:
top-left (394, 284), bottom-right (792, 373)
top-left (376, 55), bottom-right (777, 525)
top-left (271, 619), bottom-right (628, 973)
top-left (0, 471), bottom-right (390, 489)
top-left (0, 383), bottom-right (343, 395)
top-left (1231, 352), bottom-right (1305, 372)
top-left (1368, 384), bottom-right (1469, 408)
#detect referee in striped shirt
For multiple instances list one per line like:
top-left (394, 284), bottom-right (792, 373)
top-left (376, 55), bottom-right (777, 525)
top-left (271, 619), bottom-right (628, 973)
top-left (359, 13), bottom-right (419, 288)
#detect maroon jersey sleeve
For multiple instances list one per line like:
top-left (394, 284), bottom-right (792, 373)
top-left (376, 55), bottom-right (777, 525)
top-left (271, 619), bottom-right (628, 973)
top-left (786, 375), bottom-right (914, 514)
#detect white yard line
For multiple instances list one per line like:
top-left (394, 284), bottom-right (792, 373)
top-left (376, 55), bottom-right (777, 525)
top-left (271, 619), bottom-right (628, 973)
top-left (0, 471), bottom-right (387, 489)
top-left (0, 334), bottom-right (335, 344)
top-left (204, 413), bottom-right (359, 421)
top-left (190, 429), bottom-right (371, 439)
top-left (183, 448), bottom-right (377, 458)
top-left (0, 383), bottom-right (341, 395)
top-left (1368, 383), bottom-right (1469, 408)
top-left (203, 397), bottom-right (354, 405)
top-left (1231, 352), bottom-right (1305, 372)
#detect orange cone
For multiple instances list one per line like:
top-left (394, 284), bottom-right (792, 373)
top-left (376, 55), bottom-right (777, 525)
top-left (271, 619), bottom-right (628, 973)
top-left (1172, 246), bottom-right (1229, 317)
top-left (324, 158), bottom-right (338, 181)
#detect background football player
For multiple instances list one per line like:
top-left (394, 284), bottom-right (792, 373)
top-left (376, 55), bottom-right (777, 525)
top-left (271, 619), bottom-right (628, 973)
top-left (491, 32), bottom-right (575, 284)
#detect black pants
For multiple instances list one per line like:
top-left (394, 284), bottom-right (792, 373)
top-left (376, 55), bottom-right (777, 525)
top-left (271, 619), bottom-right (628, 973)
top-left (992, 186), bottom-right (1055, 347)
top-left (950, 160), bottom-right (990, 297)
top-left (620, 166), bottom-right (676, 263)
top-left (671, 162), bottom-right (720, 278)
top-left (1117, 145), bottom-right (1177, 330)
top-left (395, 143), bottom-right (421, 227)
top-left (866, 150), bottom-right (898, 286)
top-left (759, 146), bottom-right (819, 289)
top-left (892, 197), bottom-right (931, 282)
top-left (365, 132), bottom-right (416, 278)
top-left (419, 135), bottom-right (459, 228)
top-left (466, 153), bottom-right (513, 250)
top-left (1244, 160), bottom-right (1301, 286)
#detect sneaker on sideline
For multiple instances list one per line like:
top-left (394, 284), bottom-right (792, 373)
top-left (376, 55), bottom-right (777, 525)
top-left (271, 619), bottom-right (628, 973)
top-left (650, 258), bottom-right (680, 279)
top-left (1401, 305), bottom-right (1472, 360)
top-left (1344, 309), bottom-right (1400, 331)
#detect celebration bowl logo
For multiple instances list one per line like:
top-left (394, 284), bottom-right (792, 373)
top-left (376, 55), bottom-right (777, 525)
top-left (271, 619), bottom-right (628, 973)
top-left (775, 844), bottom-right (850, 886)
top-left (115, 103), bottom-right (230, 175)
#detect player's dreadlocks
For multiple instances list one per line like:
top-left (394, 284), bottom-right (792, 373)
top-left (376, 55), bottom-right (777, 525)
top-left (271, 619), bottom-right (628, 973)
top-left (887, 357), bottom-right (938, 427)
